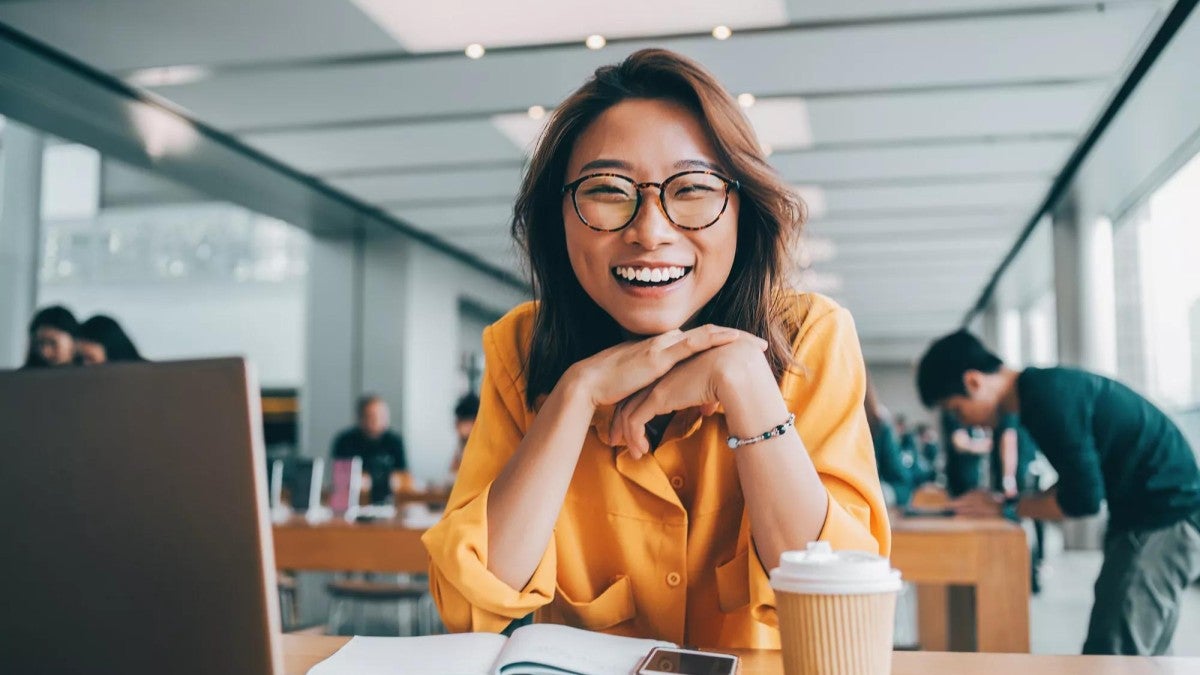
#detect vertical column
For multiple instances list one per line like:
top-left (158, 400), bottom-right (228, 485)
top-left (0, 122), bottom-right (44, 368)
top-left (1051, 203), bottom-right (1117, 550)
top-left (300, 231), bottom-right (362, 459)
top-left (1052, 204), bottom-right (1118, 374)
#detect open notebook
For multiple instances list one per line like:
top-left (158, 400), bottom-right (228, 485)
top-left (307, 624), bottom-right (674, 675)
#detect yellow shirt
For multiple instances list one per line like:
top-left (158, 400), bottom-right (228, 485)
top-left (423, 293), bottom-right (890, 649)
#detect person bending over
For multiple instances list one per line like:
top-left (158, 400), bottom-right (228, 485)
top-left (916, 330), bottom-right (1200, 655)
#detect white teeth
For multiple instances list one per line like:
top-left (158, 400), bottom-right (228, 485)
top-left (614, 266), bottom-right (690, 282)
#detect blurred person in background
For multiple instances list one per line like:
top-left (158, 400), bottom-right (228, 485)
top-left (866, 378), bottom-right (914, 506)
top-left (917, 329), bottom-right (1200, 655)
top-left (331, 395), bottom-right (409, 504)
top-left (22, 305), bottom-right (80, 368)
top-left (450, 392), bottom-right (480, 475)
top-left (77, 315), bottom-right (146, 365)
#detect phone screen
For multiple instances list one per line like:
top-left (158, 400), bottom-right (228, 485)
top-left (638, 648), bottom-right (737, 675)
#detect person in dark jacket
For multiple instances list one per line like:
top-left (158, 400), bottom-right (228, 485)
top-left (331, 395), bottom-right (408, 504)
top-left (917, 329), bottom-right (1200, 655)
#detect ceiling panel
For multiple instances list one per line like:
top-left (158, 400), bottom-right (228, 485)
top-left (772, 138), bottom-right (1071, 183)
top-left (392, 204), bottom-right (513, 231)
top-left (144, 6), bottom-right (1156, 130)
top-left (0, 0), bottom-right (400, 71)
top-left (808, 213), bottom-right (1021, 237)
top-left (241, 121), bottom-right (523, 174)
top-left (805, 82), bottom-right (1109, 145)
top-left (817, 177), bottom-right (1050, 214)
top-left (329, 166), bottom-right (524, 203)
top-left (782, 0), bottom-right (1150, 21)
top-left (350, 0), bottom-right (788, 52)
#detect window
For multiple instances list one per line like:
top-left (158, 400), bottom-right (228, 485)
top-left (1114, 150), bottom-right (1200, 410)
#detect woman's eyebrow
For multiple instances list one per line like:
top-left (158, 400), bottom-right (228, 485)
top-left (673, 159), bottom-right (723, 172)
top-left (579, 158), bottom-right (634, 173)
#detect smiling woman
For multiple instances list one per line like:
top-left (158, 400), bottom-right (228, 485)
top-left (422, 48), bottom-right (889, 650)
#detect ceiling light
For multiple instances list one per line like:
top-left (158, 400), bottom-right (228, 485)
top-left (586, 35), bottom-right (606, 50)
top-left (527, 105), bottom-right (546, 120)
top-left (712, 25), bottom-right (732, 40)
top-left (465, 43), bottom-right (485, 59)
top-left (126, 65), bottom-right (211, 88)
top-left (737, 93), bottom-right (756, 108)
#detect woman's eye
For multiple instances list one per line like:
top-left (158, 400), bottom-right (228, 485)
top-left (673, 184), bottom-right (716, 197)
top-left (583, 186), bottom-right (632, 199)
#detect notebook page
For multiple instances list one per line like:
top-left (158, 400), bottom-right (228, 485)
top-left (495, 624), bottom-right (674, 675)
top-left (308, 634), bottom-right (507, 675)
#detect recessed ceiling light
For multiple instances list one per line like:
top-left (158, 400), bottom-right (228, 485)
top-left (126, 65), bottom-right (211, 88)
top-left (586, 34), bottom-right (606, 50)
top-left (712, 25), bottom-right (732, 40)
top-left (737, 93), bottom-right (756, 108)
top-left (465, 43), bottom-right (485, 59)
top-left (527, 105), bottom-right (546, 120)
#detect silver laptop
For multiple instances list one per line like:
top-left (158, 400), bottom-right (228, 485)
top-left (0, 358), bottom-right (283, 674)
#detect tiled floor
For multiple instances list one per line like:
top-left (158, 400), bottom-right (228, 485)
top-left (1031, 549), bottom-right (1200, 655)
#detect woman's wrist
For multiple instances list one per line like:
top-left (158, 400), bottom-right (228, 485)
top-left (715, 347), bottom-right (789, 439)
top-left (558, 362), bottom-right (600, 414)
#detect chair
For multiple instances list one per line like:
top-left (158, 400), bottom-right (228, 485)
top-left (325, 576), bottom-right (432, 636)
top-left (277, 571), bottom-right (301, 631)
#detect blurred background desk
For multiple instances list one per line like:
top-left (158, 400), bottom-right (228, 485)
top-left (892, 516), bottom-right (1030, 653)
top-left (272, 517), bottom-right (428, 573)
top-left (282, 634), bottom-right (1200, 675)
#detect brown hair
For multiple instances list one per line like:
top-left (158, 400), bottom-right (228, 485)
top-left (512, 48), bottom-right (805, 409)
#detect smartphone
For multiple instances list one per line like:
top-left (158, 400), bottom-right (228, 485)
top-left (636, 647), bottom-right (738, 675)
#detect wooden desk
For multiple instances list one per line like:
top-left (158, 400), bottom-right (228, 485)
top-left (891, 517), bottom-right (1030, 653)
top-left (272, 517), bottom-right (428, 573)
top-left (273, 515), bottom-right (1030, 652)
top-left (282, 634), bottom-right (1200, 675)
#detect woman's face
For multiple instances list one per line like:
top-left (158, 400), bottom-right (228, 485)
top-left (562, 98), bottom-right (738, 337)
top-left (77, 339), bottom-right (107, 365)
top-left (34, 327), bottom-right (75, 366)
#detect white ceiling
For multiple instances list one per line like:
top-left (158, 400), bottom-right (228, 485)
top-left (0, 0), bottom-right (1172, 362)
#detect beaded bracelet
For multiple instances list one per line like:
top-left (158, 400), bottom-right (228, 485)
top-left (726, 412), bottom-right (796, 449)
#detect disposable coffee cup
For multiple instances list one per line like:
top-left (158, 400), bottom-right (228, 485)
top-left (769, 541), bottom-right (901, 675)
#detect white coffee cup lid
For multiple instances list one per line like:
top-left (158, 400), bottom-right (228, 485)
top-left (769, 542), bottom-right (901, 595)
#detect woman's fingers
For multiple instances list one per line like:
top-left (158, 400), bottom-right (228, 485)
top-left (655, 325), bottom-right (738, 368)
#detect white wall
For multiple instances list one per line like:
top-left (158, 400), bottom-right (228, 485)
top-left (303, 230), bottom-right (529, 479)
top-left (867, 362), bottom-right (933, 428)
top-left (397, 239), bottom-right (528, 480)
top-left (39, 280), bottom-right (306, 388)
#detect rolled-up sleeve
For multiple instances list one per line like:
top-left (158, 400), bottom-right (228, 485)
top-left (787, 305), bottom-right (891, 556)
top-left (422, 318), bottom-right (558, 633)
top-left (746, 301), bottom-right (891, 628)
top-left (423, 483), bottom-right (557, 632)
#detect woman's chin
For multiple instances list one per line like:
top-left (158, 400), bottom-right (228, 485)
top-left (614, 315), bottom-right (687, 339)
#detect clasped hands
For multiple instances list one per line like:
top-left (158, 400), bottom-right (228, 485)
top-left (565, 324), bottom-right (771, 459)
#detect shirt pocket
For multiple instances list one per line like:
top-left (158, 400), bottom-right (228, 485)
top-left (715, 548), bottom-right (751, 613)
top-left (552, 574), bottom-right (637, 630)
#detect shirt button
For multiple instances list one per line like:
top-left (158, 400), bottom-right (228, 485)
top-left (666, 572), bottom-right (681, 587)
top-left (670, 475), bottom-right (684, 490)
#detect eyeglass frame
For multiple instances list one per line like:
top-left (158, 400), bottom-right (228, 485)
top-left (561, 169), bottom-right (740, 232)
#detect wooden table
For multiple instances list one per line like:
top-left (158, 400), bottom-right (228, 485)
top-left (273, 515), bottom-right (1030, 652)
top-left (273, 517), bottom-right (428, 573)
top-left (282, 634), bottom-right (1200, 674)
top-left (891, 517), bottom-right (1030, 653)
